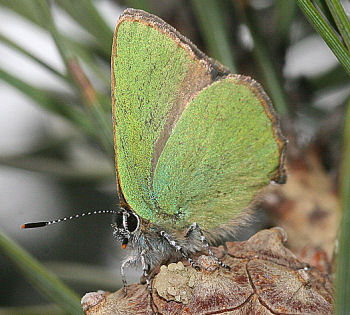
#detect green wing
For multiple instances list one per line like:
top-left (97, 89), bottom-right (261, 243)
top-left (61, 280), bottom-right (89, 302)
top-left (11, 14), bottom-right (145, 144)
top-left (112, 9), bottom-right (285, 230)
top-left (152, 75), bottom-right (285, 230)
top-left (112, 9), bottom-right (223, 221)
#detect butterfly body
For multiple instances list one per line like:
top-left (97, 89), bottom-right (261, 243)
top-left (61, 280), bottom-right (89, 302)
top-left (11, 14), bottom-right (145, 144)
top-left (113, 210), bottom-right (203, 268)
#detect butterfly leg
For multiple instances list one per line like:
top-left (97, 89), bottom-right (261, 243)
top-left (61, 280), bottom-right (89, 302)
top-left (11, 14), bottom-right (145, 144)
top-left (140, 250), bottom-right (152, 291)
top-left (160, 231), bottom-right (200, 270)
top-left (186, 222), bottom-right (230, 270)
top-left (120, 255), bottom-right (138, 294)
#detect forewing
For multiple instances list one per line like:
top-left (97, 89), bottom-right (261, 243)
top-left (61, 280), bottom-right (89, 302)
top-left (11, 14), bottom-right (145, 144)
top-left (152, 75), bottom-right (286, 230)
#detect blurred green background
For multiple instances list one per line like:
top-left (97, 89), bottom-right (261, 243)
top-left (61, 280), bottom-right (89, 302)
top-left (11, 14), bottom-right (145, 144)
top-left (0, 0), bottom-right (349, 314)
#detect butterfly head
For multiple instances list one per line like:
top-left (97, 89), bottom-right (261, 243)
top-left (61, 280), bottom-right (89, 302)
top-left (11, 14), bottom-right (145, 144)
top-left (112, 208), bottom-right (140, 249)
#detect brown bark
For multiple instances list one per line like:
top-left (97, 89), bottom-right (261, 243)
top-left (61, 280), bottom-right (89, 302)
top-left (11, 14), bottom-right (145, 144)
top-left (81, 228), bottom-right (333, 314)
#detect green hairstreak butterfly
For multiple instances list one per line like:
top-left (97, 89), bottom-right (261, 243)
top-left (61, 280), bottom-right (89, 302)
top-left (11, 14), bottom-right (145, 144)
top-left (22, 8), bottom-right (286, 291)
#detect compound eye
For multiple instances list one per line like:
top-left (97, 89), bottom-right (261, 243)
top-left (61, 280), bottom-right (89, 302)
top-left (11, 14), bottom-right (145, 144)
top-left (126, 212), bottom-right (139, 233)
top-left (115, 212), bottom-right (124, 229)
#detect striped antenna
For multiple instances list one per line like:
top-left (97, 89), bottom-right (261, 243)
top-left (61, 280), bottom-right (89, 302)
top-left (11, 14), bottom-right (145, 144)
top-left (21, 210), bottom-right (118, 229)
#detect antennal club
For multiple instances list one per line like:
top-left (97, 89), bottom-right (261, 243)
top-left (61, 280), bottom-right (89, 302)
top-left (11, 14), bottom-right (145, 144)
top-left (21, 210), bottom-right (118, 229)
